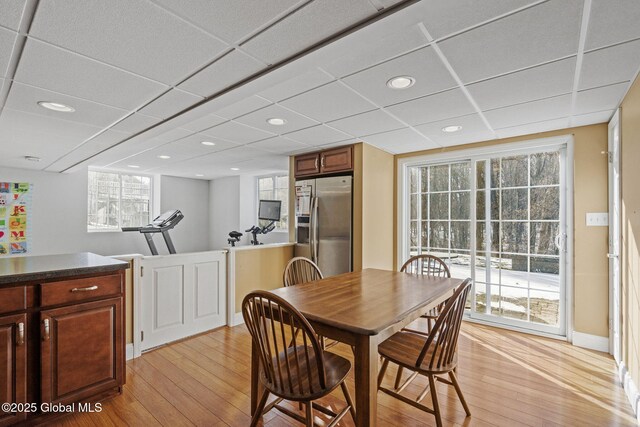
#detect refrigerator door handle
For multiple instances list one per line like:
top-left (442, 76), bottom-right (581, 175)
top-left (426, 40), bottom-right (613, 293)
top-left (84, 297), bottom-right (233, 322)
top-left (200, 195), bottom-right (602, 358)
top-left (310, 196), bottom-right (319, 264)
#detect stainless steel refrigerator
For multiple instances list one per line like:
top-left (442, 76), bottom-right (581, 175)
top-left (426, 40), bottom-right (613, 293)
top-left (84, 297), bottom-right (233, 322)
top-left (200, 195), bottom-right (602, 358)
top-left (294, 176), bottom-right (352, 277)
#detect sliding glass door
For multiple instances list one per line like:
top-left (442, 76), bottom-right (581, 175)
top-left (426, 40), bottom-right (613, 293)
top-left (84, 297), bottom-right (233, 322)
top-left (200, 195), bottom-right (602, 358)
top-left (405, 146), bottom-right (567, 335)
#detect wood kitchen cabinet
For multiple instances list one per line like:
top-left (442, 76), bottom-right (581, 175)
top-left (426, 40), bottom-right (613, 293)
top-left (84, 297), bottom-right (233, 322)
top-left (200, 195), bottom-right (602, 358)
top-left (294, 145), bottom-right (353, 178)
top-left (0, 314), bottom-right (27, 427)
top-left (41, 297), bottom-right (123, 405)
top-left (0, 253), bottom-right (128, 426)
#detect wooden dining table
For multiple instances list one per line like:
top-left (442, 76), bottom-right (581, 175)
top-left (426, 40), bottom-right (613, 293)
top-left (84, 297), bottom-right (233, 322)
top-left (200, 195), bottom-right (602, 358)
top-left (249, 268), bottom-right (465, 426)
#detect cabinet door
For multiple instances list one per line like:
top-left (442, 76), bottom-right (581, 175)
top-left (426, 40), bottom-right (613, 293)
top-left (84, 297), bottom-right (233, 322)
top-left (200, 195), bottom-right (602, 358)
top-left (41, 297), bottom-right (123, 405)
top-left (294, 152), bottom-right (320, 178)
top-left (320, 146), bottom-right (353, 174)
top-left (0, 314), bottom-right (27, 427)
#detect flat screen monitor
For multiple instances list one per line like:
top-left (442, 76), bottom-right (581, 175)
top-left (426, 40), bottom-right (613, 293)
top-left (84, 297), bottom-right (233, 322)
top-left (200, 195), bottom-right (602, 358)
top-left (258, 199), bottom-right (281, 222)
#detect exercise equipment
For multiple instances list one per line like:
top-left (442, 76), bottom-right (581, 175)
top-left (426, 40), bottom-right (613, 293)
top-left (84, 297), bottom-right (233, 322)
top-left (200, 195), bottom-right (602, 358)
top-left (122, 209), bottom-right (184, 255)
top-left (246, 222), bottom-right (275, 245)
top-left (228, 231), bottom-right (243, 247)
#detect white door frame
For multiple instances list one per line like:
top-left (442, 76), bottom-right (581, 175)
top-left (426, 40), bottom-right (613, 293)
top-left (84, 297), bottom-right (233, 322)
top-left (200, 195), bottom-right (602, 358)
top-left (608, 109), bottom-right (622, 361)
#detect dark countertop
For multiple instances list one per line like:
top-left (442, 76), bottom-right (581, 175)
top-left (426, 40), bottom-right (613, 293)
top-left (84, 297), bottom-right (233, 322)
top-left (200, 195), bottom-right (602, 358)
top-left (0, 252), bottom-right (129, 285)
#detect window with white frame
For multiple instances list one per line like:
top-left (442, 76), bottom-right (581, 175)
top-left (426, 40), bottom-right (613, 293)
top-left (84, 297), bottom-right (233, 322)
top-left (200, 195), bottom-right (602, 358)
top-left (87, 170), bottom-right (152, 232)
top-left (257, 174), bottom-right (288, 230)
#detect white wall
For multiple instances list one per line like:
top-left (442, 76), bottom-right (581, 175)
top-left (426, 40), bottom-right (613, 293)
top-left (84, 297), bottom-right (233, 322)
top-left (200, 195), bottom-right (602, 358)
top-left (209, 174), bottom-right (289, 250)
top-left (159, 175), bottom-right (210, 255)
top-left (0, 166), bottom-right (211, 257)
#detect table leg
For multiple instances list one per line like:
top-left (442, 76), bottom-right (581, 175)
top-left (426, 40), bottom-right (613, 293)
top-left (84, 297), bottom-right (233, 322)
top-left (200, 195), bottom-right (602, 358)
top-left (250, 340), bottom-right (264, 415)
top-left (354, 334), bottom-right (378, 426)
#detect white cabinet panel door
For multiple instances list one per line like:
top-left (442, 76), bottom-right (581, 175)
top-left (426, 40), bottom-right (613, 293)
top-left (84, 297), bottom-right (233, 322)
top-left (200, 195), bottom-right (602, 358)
top-left (140, 251), bottom-right (226, 351)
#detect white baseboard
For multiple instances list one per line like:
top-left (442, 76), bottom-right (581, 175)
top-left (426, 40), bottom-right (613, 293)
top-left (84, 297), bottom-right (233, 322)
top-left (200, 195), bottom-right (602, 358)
top-left (231, 311), bottom-right (245, 326)
top-left (572, 331), bottom-right (609, 352)
top-left (126, 343), bottom-right (134, 361)
top-left (618, 362), bottom-right (640, 422)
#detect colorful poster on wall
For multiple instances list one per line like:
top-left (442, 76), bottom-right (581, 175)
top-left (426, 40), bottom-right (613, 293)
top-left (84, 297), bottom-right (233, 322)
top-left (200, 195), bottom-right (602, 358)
top-left (0, 182), bottom-right (32, 256)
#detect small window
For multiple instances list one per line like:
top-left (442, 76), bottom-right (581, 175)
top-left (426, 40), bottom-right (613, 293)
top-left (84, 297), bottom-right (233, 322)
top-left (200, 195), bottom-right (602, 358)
top-left (87, 170), bottom-right (152, 232)
top-left (257, 174), bottom-right (288, 230)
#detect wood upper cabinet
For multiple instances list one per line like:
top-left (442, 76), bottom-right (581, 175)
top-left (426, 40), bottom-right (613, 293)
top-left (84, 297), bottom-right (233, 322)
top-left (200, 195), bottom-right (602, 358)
top-left (0, 313), bottom-right (27, 427)
top-left (320, 146), bottom-right (353, 174)
top-left (41, 297), bottom-right (123, 405)
top-left (294, 145), bottom-right (353, 178)
top-left (294, 152), bottom-right (320, 177)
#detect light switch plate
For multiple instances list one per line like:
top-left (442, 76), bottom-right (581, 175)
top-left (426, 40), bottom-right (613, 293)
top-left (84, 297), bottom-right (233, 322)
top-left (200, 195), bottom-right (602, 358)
top-left (586, 212), bottom-right (608, 226)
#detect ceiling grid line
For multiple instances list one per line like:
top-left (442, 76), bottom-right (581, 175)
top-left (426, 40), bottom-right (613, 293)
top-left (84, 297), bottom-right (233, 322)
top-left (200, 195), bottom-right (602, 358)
top-left (416, 22), bottom-right (496, 138)
top-left (568, 0), bottom-right (592, 128)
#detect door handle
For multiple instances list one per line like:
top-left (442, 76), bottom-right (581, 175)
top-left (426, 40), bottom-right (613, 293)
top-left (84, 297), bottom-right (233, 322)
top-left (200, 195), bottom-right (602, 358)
top-left (17, 322), bottom-right (24, 346)
top-left (607, 253), bottom-right (619, 259)
top-left (71, 285), bottom-right (99, 292)
top-left (315, 157), bottom-right (318, 170)
top-left (321, 156), bottom-right (325, 169)
top-left (43, 319), bottom-right (50, 341)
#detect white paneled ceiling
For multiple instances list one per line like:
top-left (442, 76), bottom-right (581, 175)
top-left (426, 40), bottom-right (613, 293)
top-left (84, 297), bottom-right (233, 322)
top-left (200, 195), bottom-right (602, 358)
top-left (1, 0), bottom-right (639, 179)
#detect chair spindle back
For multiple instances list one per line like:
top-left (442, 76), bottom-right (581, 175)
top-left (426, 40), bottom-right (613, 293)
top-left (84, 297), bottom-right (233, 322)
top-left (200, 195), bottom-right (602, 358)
top-left (242, 291), bottom-right (326, 396)
top-left (283, 257), bottom-right (323, 287)
top-left (401, 254), bottom-right (451, 278)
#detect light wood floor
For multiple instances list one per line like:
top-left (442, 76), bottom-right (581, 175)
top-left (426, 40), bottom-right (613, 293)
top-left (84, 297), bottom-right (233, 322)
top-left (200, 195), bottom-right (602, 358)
top-left (50, 322), bottom-right (637, 426)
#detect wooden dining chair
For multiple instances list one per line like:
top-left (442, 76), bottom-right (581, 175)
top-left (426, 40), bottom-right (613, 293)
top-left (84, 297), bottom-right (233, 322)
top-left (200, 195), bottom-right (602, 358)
top-left (394, 254), bottom-right (452, 389)
top-left (242, 291), bottom-right (356, 427)
top-left (283, 256), bottom-right (323, 287)
top-left (377, 279), bottom-right (472, 427)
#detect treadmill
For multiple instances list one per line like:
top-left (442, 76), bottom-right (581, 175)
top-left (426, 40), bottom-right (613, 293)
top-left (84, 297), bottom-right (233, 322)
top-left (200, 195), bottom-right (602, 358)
top-left (122, 209), bottom-right (184, 255)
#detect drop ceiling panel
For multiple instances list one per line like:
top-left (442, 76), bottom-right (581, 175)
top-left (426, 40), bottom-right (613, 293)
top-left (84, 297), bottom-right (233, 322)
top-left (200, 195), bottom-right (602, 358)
top-left (14, 40), bottom-right (168, 110)
top-left (327, 109), bottom-right (404, 137)
top-left (151, 0), bottom-right (301, 43)
top-left (416, 0), bottom-right (537, 40)
top-left (0, 27), bottom-right (16, 77)
top-left (201, 121), bottom-right (275, 144)
top-left (438, 0), bottom-right (583, 84)
top-left (494, 117), bottom-right (570, 139)
top-left (257, 68), bottom-right (333, 102)
top-left (571, 109), bottom-right (613, 127)
top-left (45, 129), bottom-right (131, 172)
top-left (584, 0), bottom-right (640, 51)
top-left (485, 94), bottom-right (572, 129)
top-left (160, 133), bottom-right (239, 156)
top-left (6, 83), bottom-right (129, 128)
top-left (241, 0), bottom-right (377, 64)
top-left (138, 89), bottom-right (203, 119)
top-left (0, 109), bottom-right (103, 156)
top-left (468, 57), bottom-right (576, 111)
top-left (319, 22), bottom-right (428, 78)
top-left (574, 82), bottom-right (628, 116)
top-left (110, 113), bottom-right (160, 134)
top-left (360, 127), bottom-right (438, 154)
top-left (280, 81), bottom-right (376, 122)
top-left (248, 136), bottom-right (311, 154)
top-left (214, 95), bottom-right (272, 120)
top-left (181, 113), bottom-right (227, 133)
top-left (30, 0), bottom-right (228, 84)
top-left (284, 124), bottom-right (352, 145)
top-left (385, 88), bottom-right (476, 126)
top-left (342, 46), bottom-right (457, 106)
top-left (0, 0), bottom-right (26, 30)
top-left (234, 104), bottom-right (318, 134)
top-left (178, 49), bottom-right (265, 97)
top-left (579, 39), bottom-right (640, 91)
top-left (414, 113), bottom-right (492, 141)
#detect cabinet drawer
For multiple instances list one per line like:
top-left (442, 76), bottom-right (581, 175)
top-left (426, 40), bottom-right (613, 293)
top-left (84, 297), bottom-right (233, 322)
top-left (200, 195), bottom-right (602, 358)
top-left (41, 274), bottom-right (122, 307)
top-left (0, 287), bottom-right (26, 314)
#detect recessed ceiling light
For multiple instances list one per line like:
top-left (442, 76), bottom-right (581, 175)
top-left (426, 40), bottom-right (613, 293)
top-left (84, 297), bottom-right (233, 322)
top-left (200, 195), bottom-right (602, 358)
top-left (157, 155), bottom-right (171, 159)
top-left (266, 118), bottom-right (287, 126)
top-left (201, 141), bottom-right (216, 146)
top-left (442, 125), bottom-right (463, 133)
top-left (230, 167), bottom-right (240, 171)
top-left (386, 76), bottom-right (415, 90)
top-left (196, 174), bottom-right (204, 177)
top-left (128, 165), bottom-right (140, 168)
top-left (37, 101), bottom-right (75, 112)
top-left (24, 156), bottom-right (41, 162)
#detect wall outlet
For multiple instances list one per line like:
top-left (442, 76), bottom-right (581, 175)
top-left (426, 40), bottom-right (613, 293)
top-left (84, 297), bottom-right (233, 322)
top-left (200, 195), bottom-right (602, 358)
top-left (586, 212), bottom-right (608, 226)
